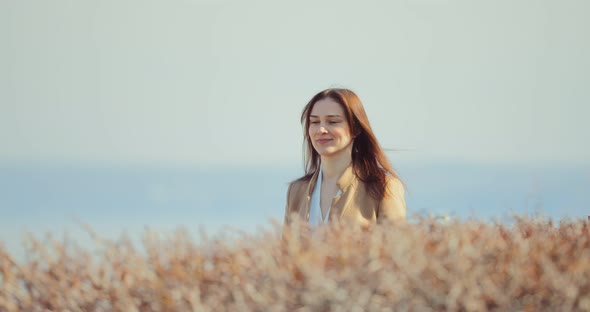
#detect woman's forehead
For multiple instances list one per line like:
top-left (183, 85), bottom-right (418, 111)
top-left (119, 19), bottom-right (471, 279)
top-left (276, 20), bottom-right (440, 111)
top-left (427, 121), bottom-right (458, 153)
top-left (310, 98), bottom-right (344, 117)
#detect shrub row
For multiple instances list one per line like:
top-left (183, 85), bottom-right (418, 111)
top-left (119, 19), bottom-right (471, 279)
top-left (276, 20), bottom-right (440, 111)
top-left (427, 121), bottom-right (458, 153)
top-left (1, 216), bottom-right (590, 311)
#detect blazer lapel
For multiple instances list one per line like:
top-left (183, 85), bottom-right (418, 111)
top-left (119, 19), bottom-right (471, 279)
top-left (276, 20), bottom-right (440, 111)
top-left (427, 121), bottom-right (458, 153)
top-left (328, 165), bottom-right (356, 221)
top-left (300, 169), bottom-right (320, 221)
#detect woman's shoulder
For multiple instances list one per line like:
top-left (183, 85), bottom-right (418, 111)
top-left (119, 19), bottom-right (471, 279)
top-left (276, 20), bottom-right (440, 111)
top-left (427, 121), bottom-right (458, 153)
top-left (383, 174), bottom-right (405, 199)
top-left (385, 174), bottom-right (404, 188)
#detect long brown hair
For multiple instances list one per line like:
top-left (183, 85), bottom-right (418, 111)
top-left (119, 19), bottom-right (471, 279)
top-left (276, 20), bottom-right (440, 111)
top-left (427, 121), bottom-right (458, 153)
top-left (295, 88), bottom-right (403, 201)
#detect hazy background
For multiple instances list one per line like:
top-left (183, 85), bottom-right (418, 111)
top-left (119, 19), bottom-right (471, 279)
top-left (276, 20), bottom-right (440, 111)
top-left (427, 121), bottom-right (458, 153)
top-left (1, 0), bottom-right (589, 255)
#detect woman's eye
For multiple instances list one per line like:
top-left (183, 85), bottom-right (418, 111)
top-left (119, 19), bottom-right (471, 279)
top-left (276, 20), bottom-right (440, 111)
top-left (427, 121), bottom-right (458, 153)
top-left (329, 121), bottom-right (339, 124)
top-left (310, 121), bottom-right (320, 124)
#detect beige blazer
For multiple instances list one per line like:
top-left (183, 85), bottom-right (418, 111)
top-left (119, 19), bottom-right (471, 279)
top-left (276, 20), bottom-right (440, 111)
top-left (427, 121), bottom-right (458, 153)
top-left (283, 165), bottom-right (406, 229)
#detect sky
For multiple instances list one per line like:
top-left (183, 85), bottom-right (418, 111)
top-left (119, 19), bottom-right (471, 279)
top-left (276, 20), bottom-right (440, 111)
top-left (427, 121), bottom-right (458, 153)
top-left (1, 0), bottom-right (589, 168)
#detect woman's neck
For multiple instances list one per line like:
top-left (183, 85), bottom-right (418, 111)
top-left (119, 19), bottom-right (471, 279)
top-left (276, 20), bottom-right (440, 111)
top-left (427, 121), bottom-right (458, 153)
top-left (320, 152), bottom-right (352, 183)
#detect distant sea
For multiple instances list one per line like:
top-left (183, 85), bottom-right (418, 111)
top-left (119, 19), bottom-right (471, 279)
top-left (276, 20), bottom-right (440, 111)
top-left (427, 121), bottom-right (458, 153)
top-left (1, 162), bottom-right (589, 257)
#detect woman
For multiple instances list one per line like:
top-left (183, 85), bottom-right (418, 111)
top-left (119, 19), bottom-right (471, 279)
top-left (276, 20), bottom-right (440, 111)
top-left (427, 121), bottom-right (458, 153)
top-left (283, 88), bottom-right (406, 231)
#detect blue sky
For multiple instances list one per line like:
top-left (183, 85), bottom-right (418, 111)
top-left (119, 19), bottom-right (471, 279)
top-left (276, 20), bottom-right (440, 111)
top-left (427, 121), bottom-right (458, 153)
top-left (1, 0), bottom-right (589, 168)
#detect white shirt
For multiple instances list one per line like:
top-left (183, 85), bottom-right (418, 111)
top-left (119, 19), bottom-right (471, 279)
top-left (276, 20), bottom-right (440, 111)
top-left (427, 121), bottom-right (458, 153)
top-left (308, 166), bottom-right (342, 227)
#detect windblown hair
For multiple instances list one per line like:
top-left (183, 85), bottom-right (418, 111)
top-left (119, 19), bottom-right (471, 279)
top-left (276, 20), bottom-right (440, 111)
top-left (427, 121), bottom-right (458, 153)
top-left (296, 88), bottom-right (403, 201)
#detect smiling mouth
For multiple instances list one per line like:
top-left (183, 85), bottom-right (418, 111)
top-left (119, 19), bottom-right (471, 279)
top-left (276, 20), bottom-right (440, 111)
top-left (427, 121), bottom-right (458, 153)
top-left (317, 139), bottom-right (332, 144)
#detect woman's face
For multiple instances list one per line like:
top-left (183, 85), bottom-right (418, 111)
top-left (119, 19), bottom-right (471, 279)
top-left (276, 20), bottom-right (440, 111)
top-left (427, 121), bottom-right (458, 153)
top-left (308, 98), bottom-right (354, 159)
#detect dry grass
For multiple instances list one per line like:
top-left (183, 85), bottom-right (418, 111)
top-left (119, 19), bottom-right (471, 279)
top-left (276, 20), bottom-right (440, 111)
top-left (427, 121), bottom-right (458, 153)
top-left (1, 216), bottom-right (590, 311)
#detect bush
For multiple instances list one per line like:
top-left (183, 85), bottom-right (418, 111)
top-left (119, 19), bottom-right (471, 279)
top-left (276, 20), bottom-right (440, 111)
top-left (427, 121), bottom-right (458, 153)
top-left (1, 216), bottom-right (590, 311)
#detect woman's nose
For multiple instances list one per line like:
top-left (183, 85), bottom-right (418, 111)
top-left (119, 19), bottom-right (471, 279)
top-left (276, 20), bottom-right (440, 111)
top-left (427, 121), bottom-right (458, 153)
top-left (318, 126), bottom-right (328, 134)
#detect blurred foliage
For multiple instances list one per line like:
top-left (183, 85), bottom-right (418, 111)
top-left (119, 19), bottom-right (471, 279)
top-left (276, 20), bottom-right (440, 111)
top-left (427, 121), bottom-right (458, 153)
top-left (1, 216), bottom-right (590, 311)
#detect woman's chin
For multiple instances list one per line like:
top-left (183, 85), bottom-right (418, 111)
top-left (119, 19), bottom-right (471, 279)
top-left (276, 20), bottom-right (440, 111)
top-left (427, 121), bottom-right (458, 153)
top-left (317, 149), bottom-right (344, 159)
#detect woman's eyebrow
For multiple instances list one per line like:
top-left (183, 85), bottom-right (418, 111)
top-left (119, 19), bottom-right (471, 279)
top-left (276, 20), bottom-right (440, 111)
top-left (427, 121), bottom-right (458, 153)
top-left (310, 114), bottom-right (342, 118)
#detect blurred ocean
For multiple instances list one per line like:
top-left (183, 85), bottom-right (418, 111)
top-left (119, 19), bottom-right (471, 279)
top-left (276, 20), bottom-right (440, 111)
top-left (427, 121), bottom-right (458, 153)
top-left (1, 162), bottom-right (589, 257)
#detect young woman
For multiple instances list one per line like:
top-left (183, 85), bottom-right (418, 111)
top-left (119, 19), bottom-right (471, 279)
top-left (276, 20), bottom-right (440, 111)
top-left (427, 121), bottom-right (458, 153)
top-left (283, 88), bottom-right (406, 230)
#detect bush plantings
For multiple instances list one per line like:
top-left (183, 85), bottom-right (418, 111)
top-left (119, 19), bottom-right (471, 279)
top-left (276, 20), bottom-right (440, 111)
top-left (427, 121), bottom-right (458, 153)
top-left (1, 216), bottom-right (590, 311)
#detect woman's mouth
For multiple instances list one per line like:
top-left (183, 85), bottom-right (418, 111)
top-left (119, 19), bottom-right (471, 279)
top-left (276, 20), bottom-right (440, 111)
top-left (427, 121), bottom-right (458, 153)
top-left (317, 139), bottom-right (332, 144)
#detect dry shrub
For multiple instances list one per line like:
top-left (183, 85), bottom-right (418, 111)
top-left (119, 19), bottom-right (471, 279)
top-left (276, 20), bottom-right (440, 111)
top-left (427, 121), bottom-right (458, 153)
top-left (1, 216), bottom-right (590, 311)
